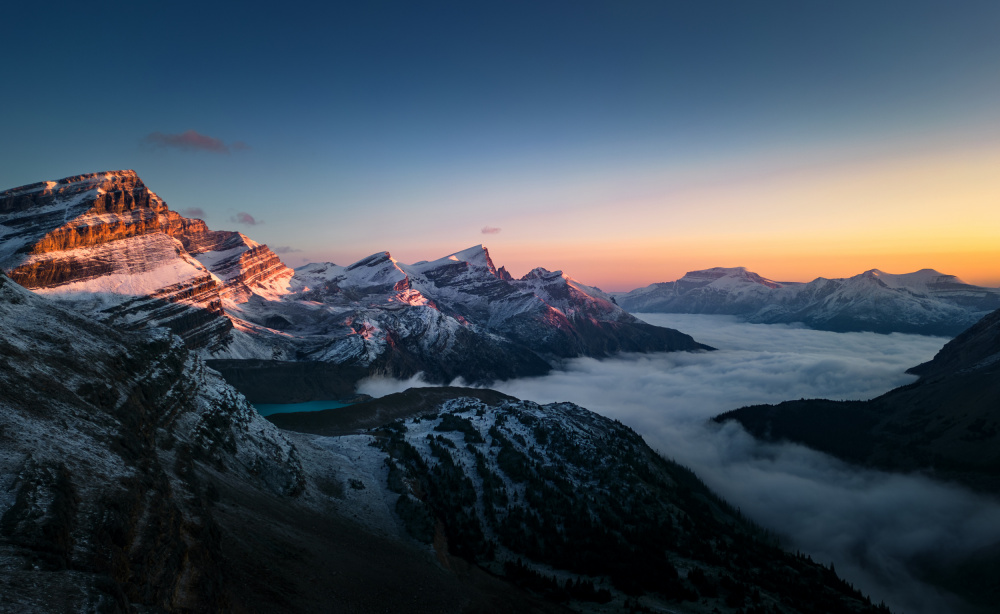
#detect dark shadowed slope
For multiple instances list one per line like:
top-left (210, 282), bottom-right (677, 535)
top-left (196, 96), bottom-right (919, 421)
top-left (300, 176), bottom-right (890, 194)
top-left (0, 272), bottom-right (569, 613)
top-left (269, 385), bottom-right (892, 613)
top-left (716, 306), bottom-right (1000, 494)
top-left (3, 268), bottom-right (880, 613)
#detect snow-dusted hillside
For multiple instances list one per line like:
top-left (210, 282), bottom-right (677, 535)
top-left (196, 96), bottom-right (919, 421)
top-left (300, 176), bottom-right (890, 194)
top-left (1, 172), bottom-right (709, 387)
top-left (614, 266), bottom-right (1000, 336)
top-left (0, 272), bottom-right (583, 613)
top-left (0, 271), bottom-right (303, 611)
top-left (235, 243), bottom-right (708, 384)
top-left (271, 388), bottom-right (893, 613)
top-left (0, 268), bottom-right (891, 612)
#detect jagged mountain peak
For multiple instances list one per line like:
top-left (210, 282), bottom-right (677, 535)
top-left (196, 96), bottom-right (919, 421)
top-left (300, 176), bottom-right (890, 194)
top-left (232, 239), bottom-right (709, 381)
top-left (1, 171), bottom-right (709, 384)
top-left (0, 169), bottom-right (141, 200)
top-left (448, 243), bottom-right (490, 263)
top-left (520, 266), bottom-right (564, 281)
top-left (0, 170), bottom-right (292, 350)
top-left (408, 244), bottom-right (499, 277)
top-left (346, 251), bottom-right (395, 271)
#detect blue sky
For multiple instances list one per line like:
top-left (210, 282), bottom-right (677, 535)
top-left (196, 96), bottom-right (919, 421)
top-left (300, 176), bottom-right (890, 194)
top-left (3, 1), bottom-right (999, 288)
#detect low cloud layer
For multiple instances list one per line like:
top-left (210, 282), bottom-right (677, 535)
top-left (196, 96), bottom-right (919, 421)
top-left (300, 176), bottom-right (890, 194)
top-left (180, 207), bottom-right (206, 218)
top-left (270, 245), bottom-right (301, 254)
top-left (358, 315), bottom-right (1000, 613)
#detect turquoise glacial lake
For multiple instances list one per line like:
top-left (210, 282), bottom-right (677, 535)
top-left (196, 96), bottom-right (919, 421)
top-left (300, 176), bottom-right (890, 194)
top-left (253, 400), bottom-right (350, 417)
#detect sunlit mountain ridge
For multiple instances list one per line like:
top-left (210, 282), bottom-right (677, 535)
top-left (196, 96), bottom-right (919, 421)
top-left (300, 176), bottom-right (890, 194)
top-left (0, 171), bottom-right (707, 392)
top-left (613, 265), bottom-right (1000, 336)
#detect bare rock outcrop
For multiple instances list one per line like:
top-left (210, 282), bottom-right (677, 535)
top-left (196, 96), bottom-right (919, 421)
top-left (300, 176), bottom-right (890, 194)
top-left (0, 170), bottom-right (292, 350)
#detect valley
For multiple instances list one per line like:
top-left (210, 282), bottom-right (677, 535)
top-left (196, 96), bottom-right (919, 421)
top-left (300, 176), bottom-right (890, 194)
top-left (6, 5), bottom-right (1000, 613)
top-left (1, 171), bottom-right (998, 614)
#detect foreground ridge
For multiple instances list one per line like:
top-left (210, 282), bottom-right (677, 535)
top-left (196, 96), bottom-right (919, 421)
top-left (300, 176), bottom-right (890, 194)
top-left (271, 387), bottom-right (893, 613)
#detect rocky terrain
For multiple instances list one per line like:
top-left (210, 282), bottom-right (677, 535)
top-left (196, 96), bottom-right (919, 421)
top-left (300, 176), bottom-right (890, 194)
top-left (271, 387), bottom-right (892, 614)
top-left (0, 170), bottom-right (291, 352)
top-left (0, 271), bottom-right (302, 611)
top-left (254, 245), bottom-right (709, 385)
top-left (0, 270), bottom-right (579, 613)
top-left (1, 171), bottom-right (710, 391)
top-left (614, 266), bottom-right (1000, 336)
top-left (1, 270), bottom-right (892, 613)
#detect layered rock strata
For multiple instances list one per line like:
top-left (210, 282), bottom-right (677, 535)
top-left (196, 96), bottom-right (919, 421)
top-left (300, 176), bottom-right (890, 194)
top-left (1, 171), bottom-right (709, 389)
top-left (0, 171), bottom-right (291, 350)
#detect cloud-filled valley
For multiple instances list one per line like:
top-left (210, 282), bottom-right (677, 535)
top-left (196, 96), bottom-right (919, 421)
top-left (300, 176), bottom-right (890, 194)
top-left (359, 314), bottom-right (1000, 614)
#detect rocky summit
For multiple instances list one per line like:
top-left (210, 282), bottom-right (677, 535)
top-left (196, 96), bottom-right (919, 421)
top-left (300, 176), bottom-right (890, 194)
top-left (0, 171), bottom-right (710, 391)
top-left (0, 170), bottom-right (291, 351)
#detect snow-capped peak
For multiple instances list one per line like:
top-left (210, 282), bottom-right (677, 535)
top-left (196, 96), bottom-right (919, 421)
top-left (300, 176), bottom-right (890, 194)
top-left (406, 244), bottom-right (498, 276)
top-left (520, 267), bottom-right (563, 282)
top-left (676, 267), bottom-right (784, 290)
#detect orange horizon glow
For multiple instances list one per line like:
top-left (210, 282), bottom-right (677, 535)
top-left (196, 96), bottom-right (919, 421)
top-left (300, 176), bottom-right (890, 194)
top-left (292, 134), bottom-right (1000, 293)
top-left (492, 246), bottom-right (1000, 292)
top-left (297, 240), bottom-right (1000, 293)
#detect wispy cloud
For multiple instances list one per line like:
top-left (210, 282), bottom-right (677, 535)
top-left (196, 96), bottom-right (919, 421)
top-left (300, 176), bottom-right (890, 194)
top-left (180, 207), bottom-right (206, 218)
top-left (481, 226), bottom-right (502, 235)
top-left (270, 245), bottom-right (301, 254)
top-left (231, 140), bottom-right (252, 151)
top-left (230, 212), bottom-right (261, 226)
top-left (358, 315), bottom-right (988, 614)
top-left (143, 130), bottom-right (231, 153)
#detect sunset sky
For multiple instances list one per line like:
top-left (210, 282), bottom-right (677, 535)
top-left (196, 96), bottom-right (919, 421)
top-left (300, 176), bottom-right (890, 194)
top-left (3, 1), bottom-right (999, 290)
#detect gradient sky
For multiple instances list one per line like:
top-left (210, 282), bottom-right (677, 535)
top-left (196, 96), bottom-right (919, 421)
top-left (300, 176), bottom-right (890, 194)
top-left (3, 1), bottom-right (999, 290)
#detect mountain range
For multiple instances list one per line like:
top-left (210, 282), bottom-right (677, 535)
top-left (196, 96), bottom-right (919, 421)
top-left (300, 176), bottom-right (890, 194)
top-left (3, 168), bottom-right (995, 612)
top-left (0, 268), bottom-right (890, 613)
top-left (0, 171), bottom-right (708, 395)
top-left (613, 266), bottom-right (1000, 336)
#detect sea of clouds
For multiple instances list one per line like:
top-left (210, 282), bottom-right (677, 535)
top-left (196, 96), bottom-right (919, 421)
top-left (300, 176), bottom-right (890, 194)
top-left (358, 314), bottom-right (1000, 613)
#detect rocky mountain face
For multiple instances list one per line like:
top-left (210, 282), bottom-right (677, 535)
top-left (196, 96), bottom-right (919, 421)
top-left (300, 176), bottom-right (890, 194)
top-left (614, 267), bottom-right (1000, 336)
top-left (1, 172), bottom-right (709, 392)
top-left (270, 388), bottom-right (891, 613)
top-left (0, 272), bottom-right (586, 613)
top-left (0, 271), bottom-right (305, 612)
top-left (253, 244), bottom-right (710, 386)
top-left (1, 272), bottom-right (890, 612)
top-left (0, 170), bottom-right (291, 351)
top-left (716, 305), bottom-right (1000, 495)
